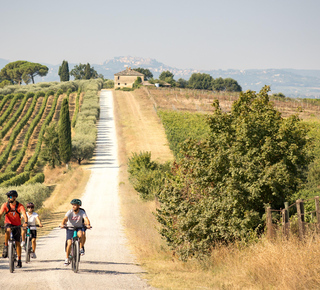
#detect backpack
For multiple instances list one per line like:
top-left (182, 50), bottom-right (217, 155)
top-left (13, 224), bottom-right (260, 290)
top-left (5, 201), bottom-right (20, 216)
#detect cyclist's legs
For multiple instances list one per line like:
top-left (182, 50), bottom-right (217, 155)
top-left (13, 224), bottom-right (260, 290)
top-left (12, 227), bottom-right (22, 259)
top-left (66, 239), bottom-right (72, 258)
top-left (77, 230), bottom-right (84, 249)
top-left (31, 230), bottom-right (37, 252)
top-left (32, 238), bottom-right (36, 252)
top-left (4, 228), bottom-right (11, 246)
top-left (66, 229), bottom-right (73, 259)
top-left (21, 228), bottom-right (26, 242)
top-left (83, 232), bottom-right (86, 248)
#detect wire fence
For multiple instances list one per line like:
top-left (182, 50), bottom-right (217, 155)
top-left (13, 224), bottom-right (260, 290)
top-left (266, 196), bottom-right (320, 240)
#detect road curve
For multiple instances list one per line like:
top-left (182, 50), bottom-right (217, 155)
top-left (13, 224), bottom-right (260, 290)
top-left (0, 90), bottom-right (153, 289)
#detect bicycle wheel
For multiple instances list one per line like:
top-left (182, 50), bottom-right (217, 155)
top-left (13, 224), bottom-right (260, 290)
top-left (73, 240), bottom-right (80, 273)
top-left (70, 242), bottom-right (74, 269)
top-left (25, 237), bottom-right (31, 263)
top-left (8, 241), bottom-right (14, 273)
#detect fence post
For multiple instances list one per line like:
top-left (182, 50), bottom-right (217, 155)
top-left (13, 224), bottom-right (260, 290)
top-left (282, 202), bottom-right (289, 239)
top-left (266, 206), bottom-right (273, 240)
top-left (315, 196), bottom-right (320, 232)
top-left (296, 199), bottom-right (305, 240)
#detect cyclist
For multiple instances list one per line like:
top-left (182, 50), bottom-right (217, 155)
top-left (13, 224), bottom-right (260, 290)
top-left (0, 190), bottom-right (28, 268)
top-left (21, 202), bottom-right (43, 258)
top-left (60, 199), bottom-right (91, 266)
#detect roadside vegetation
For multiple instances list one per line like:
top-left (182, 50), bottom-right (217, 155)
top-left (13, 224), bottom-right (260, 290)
top-left (121, 86), bottom-right (320, 289)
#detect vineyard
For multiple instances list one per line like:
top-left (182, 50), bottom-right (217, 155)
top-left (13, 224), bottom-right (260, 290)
top-left (0, 79), bottom-right (102, 189)
top-left (139, 86), bottom-right (320, 119)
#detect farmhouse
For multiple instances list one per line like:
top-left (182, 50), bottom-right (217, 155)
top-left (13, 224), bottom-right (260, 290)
top-left (114, 67), bottom-right (144, 89)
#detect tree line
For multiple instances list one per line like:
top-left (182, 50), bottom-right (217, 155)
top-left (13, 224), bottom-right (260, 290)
top-left (0, 60), bottom-right (103, 88)
top-left (133, 67), bottom-right (242, 92)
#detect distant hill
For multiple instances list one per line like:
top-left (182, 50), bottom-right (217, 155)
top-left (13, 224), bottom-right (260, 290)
top-left (1, 56), bottom-right (320, 98)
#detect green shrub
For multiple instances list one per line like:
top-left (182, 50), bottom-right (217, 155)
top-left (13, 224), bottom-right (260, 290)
top-left (0, 183), bottom-right (51, 209)
top-left (128, 151), bottom-right (172, 200)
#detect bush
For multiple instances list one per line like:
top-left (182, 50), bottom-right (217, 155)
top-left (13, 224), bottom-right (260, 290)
top-left (0, 183), bottom-right (51, 209)
top-left (128, 151), bottom-right (172, 200)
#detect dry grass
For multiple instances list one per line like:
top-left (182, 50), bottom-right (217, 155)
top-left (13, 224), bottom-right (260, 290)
top-left (37, 163), bottom-right (91, 236)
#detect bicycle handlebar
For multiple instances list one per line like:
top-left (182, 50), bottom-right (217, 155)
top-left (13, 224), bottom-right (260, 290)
top-left (60, 225), bottom-right (92, 230)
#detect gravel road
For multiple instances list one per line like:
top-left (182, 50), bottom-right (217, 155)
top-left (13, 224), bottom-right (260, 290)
top-left (0, 90), bottom-right (153, 289)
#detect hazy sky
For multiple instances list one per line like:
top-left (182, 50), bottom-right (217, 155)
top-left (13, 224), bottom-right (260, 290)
top-left (1, 0), bottom-right (320, 70)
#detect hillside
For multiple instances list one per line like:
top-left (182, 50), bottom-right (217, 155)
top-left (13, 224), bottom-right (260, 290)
top-left (1, 56), bottom-right (320, 97)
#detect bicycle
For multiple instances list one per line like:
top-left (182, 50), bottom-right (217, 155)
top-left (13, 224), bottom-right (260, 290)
top-left (61, 226), bottom-right (87, 273)
top-left (24, 225), bottom-right (40, 263)
top-left (1, 225), bottom-right (21, 273)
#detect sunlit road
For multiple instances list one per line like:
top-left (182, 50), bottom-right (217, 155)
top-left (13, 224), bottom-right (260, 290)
top-left (0, 90), bottom-right (152, 289)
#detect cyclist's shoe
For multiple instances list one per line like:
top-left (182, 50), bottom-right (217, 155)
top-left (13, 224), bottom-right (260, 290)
top-left (80, 248), bottom-right (85, 256)
top-left (17, 260), bottom-right (22, 268)
top-left (21, 241), bottom-right (26, 251)
top-left (2, 245), bottom-right (8, 258)
top-left (32, 252), bottom-right (37, 259)
top-left (64, 258), bottom-right (70, 266)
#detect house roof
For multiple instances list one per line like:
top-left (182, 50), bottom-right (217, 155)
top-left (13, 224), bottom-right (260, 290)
top-left (142, 81), bottom-right (154, 86)
top-left (114, 67), bottom-right (144, 77)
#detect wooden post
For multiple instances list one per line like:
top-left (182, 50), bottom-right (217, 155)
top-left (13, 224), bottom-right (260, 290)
top-left (266, 206), bottom-right (273, 240)
top-left (282, 205), bottom-right (289, 239)
top-left (296, 199), bottom-right (305, 240)
top-left (315, 196), bottom-right (320, 232)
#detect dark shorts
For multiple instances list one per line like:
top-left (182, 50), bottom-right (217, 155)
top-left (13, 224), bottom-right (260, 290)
top-left (30, 229), bottom-right (37, 239)
top-left (5, 224), bottom-right (21, 242)
top-left (66, 228), bottom-right (83, 241)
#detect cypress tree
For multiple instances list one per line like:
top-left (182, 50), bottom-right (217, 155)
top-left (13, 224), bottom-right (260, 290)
top-left (84, 63), bottom-right (91, 79)
top-left (58, 97), bottom-right (72, 164)
top-left (58, 60), bottom-right (70, 82)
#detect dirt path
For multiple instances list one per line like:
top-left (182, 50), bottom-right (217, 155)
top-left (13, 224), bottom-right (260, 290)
top-left (113, 89), bottom-right (173, 163)
top-left (0, 90), bottom-right (153, 289)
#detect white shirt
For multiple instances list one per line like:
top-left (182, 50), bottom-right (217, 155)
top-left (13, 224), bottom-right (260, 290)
top-left (27, 212), bottom-right (38, 230)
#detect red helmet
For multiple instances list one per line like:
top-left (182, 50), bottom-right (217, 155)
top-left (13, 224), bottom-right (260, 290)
top-left (27, 202), bottom-right (34, 208)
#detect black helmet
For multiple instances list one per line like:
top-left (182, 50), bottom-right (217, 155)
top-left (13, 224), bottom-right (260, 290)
top-left (70, 199), bottom-right (82, 206)
top-left (27, 202), bottom-right (34, 208)
top-left (6, 190), bottom-right (18, 197)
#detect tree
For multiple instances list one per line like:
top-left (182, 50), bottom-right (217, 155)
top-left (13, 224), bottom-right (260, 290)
top-left (0, 80), bottom-right (11, 88)
top-left (211, 77), bottom-right (225, 91)
top-left (70, 63), bottom-right (99, 80)
top-left (20, 62), bottom-right (48, 84)
top-left (133, 77), bottom-right (142, 88)
top-left (58, 60), bottom-right (70, 82)
top-left (58, 98), bottom-right (72, 165)
top-left (40, 123), bottom-right (60, 168)
top-left (156, 86), bottom-right (313, 260)
top-left (72, 136), bottom-right (95, 164)
top-left (176, 78), bottom-right (188, 88)
top-left (0, 60), bottom-right (28, 84)
top-left (84, 63), bottom-right (91, 79)
top-left (188, 73), bottom-right (213, 90)
top-left (212, 77), bottom-right (242, 92)
top-left (159, 70), bottom-right (175, 86)
top-left (133, 67), bottom-right (153, 80)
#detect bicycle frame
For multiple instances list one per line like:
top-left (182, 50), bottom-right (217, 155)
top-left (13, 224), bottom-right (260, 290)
top-left (24, 225), bottom-right (39, 263)
top-left (62, 226), bottom-right (83, 273)
top-left (1, 225), bottom-right (20, 273)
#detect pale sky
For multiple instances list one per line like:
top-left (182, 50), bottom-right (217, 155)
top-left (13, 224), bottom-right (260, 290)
top-left (1, 0), bottom-right (320, 70)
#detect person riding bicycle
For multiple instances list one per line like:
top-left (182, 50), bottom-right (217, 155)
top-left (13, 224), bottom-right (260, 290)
top-left (60, 199), bottom-right (91, 266)
top-left (21, 202), bottom-right (43, 258)
top-left (0, 190), bottom-right (28, 268)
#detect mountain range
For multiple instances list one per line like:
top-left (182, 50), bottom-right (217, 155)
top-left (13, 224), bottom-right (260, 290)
top-left (1, 56), bottom-right (320, 98)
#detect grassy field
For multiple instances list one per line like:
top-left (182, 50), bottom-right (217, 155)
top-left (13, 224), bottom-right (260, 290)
top-left (114, 87), bottom-right (320, 289)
